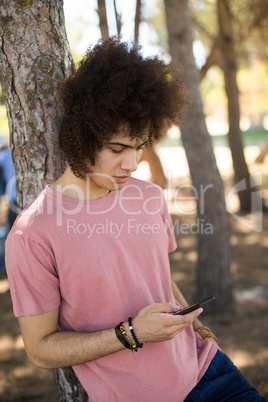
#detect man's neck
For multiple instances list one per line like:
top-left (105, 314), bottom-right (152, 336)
top-left (50, 167), bottom-right (110, 201)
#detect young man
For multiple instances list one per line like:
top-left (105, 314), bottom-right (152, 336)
top-left (6, 39), bottom-right (265, 401)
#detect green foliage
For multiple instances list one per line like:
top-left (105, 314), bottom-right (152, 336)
top-left (242, 129), bottom-right (268, 142)
top-left (17, 0), bottom-right (33, 7)
top-left (211, 129), bottom-right (268, 147)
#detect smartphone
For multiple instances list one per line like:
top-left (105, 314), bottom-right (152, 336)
top-left (172, 296), bottom-right (215, 315)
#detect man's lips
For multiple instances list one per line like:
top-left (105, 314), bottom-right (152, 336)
top-left (114, 175), bottom-right (130, 183)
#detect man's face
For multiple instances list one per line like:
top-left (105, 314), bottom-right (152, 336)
top-left (86, 134), bottom-right (148, 193)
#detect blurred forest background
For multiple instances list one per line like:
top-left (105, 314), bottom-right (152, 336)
top-left (1, 0), bottom-right (268, 142)
top-left (0, 0), bottom-right (268, 400)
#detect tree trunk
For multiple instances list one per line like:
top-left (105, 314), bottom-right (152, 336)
top-left (0, 0), bottom-right (88, 399)
top-left (217, 0), bottom-right (252, 212)
top-left (53, 366), bottom-right (89, 402)
top-left (97, 0), bottom-right (109, 40)
top-left (134, 0), bottom-right (141, 46)
top-left (164, 0), bottom-right (234, 313)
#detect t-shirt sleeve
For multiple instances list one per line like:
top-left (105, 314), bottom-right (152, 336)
top-left (5, 231), bottom-right (61, 317)
top-left (160, 191), bottom-right (177, 254)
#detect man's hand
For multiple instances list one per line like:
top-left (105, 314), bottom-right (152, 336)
top-left (131, 302), bottom-right (203, 344)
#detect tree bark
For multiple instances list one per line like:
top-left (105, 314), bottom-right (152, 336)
top-left (164, 0), bottom-right (234, 313)
top-left (97, 0), bottom-right (109, 40)
top-left (0, 0), bottom-right (87, 399)
top-left (217, 0), bottom-right (252, 212)
top-left (0, 0), bottom-right (74, 209)
top-left (53, 366), bottom-right (89, 402)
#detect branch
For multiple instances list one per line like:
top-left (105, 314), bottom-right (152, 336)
top-left (134, 0), bottom-right (141, 46)
top-left (113, 0), bottom-right (122, 36)
top-left (200, 41), bottom-right (223, 81)
top-left (192, 15), bottom-right (217, 42)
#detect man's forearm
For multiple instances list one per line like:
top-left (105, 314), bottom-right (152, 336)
top-left (30, 327), bottom-right (126, 369)
top-left (19, 299), bottom-right (204, 370)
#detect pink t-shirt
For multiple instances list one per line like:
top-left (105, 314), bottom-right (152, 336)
top-left (6, 178), bottom-right (217, 401)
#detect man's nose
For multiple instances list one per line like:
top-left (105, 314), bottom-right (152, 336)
top-left (121, 150), bottom-right (139, 172)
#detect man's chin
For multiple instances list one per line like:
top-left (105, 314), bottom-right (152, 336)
top-left (109, 181), bottom-right (127, 191)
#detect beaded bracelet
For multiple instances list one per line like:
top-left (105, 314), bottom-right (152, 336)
top-left (128, 317), bottom-right (143, 349)
top-left (195, 326), bottom-right (211, 334)
top-left (195, 326), bottom-right (218, 344)
top-left (115, 324), bottom-right (131, 350)
top-left (115, 322), bottom-right (138, 357)
top-left (200, 332), bottom-right (218, 343)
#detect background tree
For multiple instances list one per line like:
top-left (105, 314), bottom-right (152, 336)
top-left (193, 0), bottom-right (268, 81)
top-left (97, 0), bottom-right (109, 40)
top-left (192, 0), bottom-right (268, 212)
top-left (0, 0), bottom-right (87, 399)
top-left (150, 0), bottom-right (268, 212)
top-left (164, 0), bottom-right (234, 312)
top-left (217, 0), bottom-right (252, 212)
top-left (193, 0), bottom-right (268, 211)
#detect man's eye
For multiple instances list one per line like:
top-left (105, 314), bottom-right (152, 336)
top-left (111, 149), bottom-right (123, 154)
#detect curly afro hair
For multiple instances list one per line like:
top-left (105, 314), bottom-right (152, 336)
top-left (59, 37), bottom-right (187, 179)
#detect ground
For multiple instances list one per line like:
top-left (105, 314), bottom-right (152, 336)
top-left (169, 211), bottom-right (268, 399)
top-left (0, 144), bottom-right (267, 401)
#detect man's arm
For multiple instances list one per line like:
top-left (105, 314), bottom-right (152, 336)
top-left (18, 302), bottom-right (203, 369)
top-left (18, 308), bottom-right (125, 369)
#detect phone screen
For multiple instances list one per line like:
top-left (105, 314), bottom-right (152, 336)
top-left (172, 296), bottom-right (215, 315)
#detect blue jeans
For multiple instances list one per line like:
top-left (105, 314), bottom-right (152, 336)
top-left (185, 350), bottom-right (267, 401)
